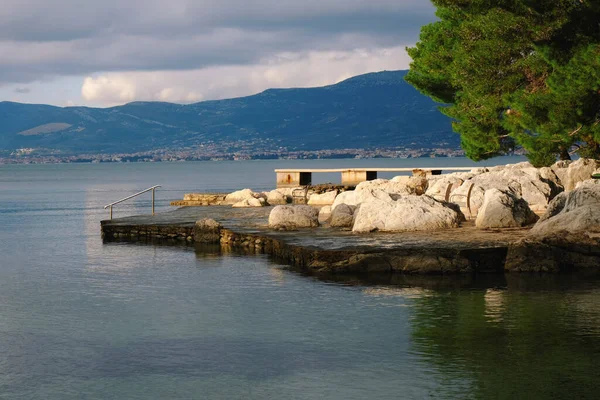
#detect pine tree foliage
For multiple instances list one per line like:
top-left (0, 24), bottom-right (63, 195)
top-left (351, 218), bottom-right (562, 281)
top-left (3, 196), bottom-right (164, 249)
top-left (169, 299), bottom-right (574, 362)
top-left (406, 0), bottom-right (600, 166)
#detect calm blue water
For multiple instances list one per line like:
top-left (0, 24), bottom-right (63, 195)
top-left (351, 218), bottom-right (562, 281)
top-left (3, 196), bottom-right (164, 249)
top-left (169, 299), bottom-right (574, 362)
top-left (1, 158), bottom-right (600, 400)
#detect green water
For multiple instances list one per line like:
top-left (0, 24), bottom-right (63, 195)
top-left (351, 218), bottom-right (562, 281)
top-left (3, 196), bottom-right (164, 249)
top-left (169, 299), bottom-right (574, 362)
top-left (1, 159), bottom-right (599, 399)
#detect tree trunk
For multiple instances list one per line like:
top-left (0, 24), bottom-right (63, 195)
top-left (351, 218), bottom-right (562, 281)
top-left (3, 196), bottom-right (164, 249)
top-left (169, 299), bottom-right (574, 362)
top-left (559, 146), bottom-right (571, 161)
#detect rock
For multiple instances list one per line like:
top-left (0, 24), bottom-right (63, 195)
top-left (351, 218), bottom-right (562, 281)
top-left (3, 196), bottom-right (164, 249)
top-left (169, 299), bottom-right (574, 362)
top-left (193, 218), bottom-right (222, 243)
top-left (307, 190), bottom-right (338, 205)
top-left (352, 193), bottom-right (465, 233)
top-left (554, 158), bottom-right (600, 191)
top-left (529, 180), bottom-right (600, 236)
top-left (330, 204), bottom-right (356, 227)
top-left (475, 189), bottom-right (538, 229)
top-left (268, 205), bottom-right (320, 230)
top-left (232, 198), bottom-right (265, 208)
top-left (331, 187), bottom-right (400, 211)
top-left (449, 167), bottom-right (560, 215)
top-left (391, 175), bottom-right (410, 184)
top-left (406, 176), bottom-right (428, 195)
top-left (425, 174), bottom-right (466, 201)
top-left (505, 232), bottom-right (600, 272)
top-left (331, 191), bottom-right (357, 210)
top-left (354, 179), bottom-right (411, 195)
top-left (266, 190), bottom-right (289, 205)
top-left (390, 175), bottom-right (428, 195)
top-left (318, 206), bottom-right (332, 224)
top-left (224, 188), bottom-right (260, 204)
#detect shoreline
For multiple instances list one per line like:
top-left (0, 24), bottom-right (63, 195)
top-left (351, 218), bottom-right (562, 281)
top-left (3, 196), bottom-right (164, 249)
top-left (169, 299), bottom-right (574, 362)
top-left (100, 206), bottom-right (598, 275)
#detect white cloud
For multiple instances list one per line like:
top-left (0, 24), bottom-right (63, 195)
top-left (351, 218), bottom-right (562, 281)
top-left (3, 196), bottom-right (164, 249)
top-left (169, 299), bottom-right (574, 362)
top-left (80, 46), bottom-right (410, 106)
top-left (81, 76), bottom-right (137, 104)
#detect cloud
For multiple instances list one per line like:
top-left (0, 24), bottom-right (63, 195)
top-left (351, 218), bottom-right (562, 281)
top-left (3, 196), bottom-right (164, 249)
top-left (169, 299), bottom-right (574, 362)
top-left (14, 87), bottom-right (30, 93)
top-left (0, 0), bottom-right (435, 104)
top-left (80, 46), bottom-right (410, 106)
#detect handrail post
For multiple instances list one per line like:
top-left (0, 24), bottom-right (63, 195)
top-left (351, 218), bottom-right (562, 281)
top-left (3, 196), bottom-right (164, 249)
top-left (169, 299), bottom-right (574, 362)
top-left (152, 188), bottom-right (155, 215)
top-left (110, 205), bottom-right (113, 220)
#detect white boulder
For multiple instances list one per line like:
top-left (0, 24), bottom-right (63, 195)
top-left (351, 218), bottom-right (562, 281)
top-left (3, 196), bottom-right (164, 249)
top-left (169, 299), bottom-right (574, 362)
top-left (426, 174), bottom-right (466, 201)
top-left (555, 158), bottom-right (600, 192)
top-left (530, 180), bottom-right (600, 236)
top-left (224, 188), bottom-right (260, 205)
top-left (352, 193), bottom-right (464, 233)
top-left (307, 190), bottom-right (338, 205)
top-left (449, 167), bottom-right (560, 215)
top-left (232, 198), bottom-right (266, 208)
top-left (475, 189), bottom-right (539, 229)
top-left (265, 190), bottom-right (289, 205)
top-left (355, 179), bottom-right (411, 195)
top-left (268, 205), bottom-right (320, 230)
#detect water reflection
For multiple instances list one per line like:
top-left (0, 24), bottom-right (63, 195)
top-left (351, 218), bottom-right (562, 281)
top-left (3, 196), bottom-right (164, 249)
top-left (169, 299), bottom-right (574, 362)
top-left (408, 276), bottom-right (600, 399)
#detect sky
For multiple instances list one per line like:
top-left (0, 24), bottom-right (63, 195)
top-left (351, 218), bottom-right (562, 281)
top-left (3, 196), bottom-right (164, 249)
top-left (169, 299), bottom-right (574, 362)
top-left (0, 0), bottom-right (436, 107)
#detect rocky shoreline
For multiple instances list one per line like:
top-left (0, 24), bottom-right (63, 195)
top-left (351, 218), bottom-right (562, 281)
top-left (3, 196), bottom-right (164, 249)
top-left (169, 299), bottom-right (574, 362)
top-left (102, 158), bottom-right (600, 274)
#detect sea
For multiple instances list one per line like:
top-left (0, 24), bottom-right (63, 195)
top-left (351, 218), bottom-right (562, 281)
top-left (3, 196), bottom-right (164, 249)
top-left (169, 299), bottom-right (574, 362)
top-left (1, 157), bottom-right (600, 400)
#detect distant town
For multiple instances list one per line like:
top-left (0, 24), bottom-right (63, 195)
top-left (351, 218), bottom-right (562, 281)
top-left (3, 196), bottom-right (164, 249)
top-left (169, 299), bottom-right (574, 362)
top-left (0, 141), bottom-right (481, 164)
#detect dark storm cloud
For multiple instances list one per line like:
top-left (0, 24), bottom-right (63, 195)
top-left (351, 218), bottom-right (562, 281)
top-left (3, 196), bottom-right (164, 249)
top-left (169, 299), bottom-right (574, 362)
top-left (0, 0), bottom-right (436, 84)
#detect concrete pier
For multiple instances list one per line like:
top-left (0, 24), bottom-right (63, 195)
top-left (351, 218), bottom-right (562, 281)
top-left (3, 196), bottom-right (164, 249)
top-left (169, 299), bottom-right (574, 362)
top-left (276, 171), bottom-right (312, 188)
top-left (341, 170), bottom-right (378, 186)
top-left (274, 167), bottom-right (472, 188)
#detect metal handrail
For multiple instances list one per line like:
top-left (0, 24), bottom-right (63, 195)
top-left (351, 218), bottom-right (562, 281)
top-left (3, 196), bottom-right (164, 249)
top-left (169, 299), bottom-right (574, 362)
top-left (104, 185), bottom-right (161, 220)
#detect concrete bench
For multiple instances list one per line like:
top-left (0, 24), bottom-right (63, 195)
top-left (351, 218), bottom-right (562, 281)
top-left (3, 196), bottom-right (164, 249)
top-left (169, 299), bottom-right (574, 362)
top-left (274, 167), bottom-right (474, 188)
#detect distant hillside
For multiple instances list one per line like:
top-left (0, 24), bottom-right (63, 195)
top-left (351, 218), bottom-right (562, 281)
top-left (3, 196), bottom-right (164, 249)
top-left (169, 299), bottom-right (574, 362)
top-left (0, 70), bottom-right (457, 154)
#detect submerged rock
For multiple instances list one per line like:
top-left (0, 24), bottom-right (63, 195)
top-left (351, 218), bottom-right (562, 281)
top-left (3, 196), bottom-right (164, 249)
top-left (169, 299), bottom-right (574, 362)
top-left (352, 192), bottom-right (464, 233)
top-left (268, 205), bottom-right (320, 230)
top-left (475, 189), bottom-right (538, 229)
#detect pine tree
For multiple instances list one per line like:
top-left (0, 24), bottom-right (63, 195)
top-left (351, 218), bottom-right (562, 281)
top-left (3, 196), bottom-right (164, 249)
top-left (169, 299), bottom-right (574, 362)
top-left (406, 0), bottom-right (600, 166)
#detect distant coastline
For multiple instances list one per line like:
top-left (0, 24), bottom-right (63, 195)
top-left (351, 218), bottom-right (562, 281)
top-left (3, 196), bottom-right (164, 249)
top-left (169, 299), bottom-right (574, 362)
top-left (0, 146), bottom-right (526, 165)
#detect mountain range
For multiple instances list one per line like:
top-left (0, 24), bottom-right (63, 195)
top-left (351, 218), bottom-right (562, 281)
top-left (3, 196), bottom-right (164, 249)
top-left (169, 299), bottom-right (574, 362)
top-left (0, 70), bottom-right (457, 155)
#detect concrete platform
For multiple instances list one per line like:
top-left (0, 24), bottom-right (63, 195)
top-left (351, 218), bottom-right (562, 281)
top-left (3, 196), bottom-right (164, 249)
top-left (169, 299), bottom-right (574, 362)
top-left (101, 206), bottom-right (536, 274)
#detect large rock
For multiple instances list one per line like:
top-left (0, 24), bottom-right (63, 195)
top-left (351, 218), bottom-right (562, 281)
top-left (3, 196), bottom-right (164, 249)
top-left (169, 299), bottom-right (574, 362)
top-left (318, 206), bottom-right (332, 224)
top-left (193, 218), bottom-right (222, 243)
top-left (449, 167), bottom-right (560, 215)
top-left (232, 198), bottom-right (266, 208)
top-left (268, 205), bottom-right (320, 230)
top-left (504, 180), bottom-right (600, 272)
top-left (330, 204), bottom-right (356, 228)
top-left (406, 176), bottom-right (429, 195)
top-left (331, 187), bottom-right (400, 211)
top-left (475, 189), bottom-right (538, 229)
top-left (307, 190), bottom-right (338, 205)
top-left (529, 180), bottom-right (600, 236)
top-left (425, 174), bottom-right (466, 201)
top-left (354, 179), bottom-right (411, 195)
top-left (265, 190), bottom-right (289, 205)
top-left (559, 158), bottom-right (600, 191)
top-left (224, 189), bottom-right (260, 205)
top-left (352, 192), bottom-right (465, 233)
